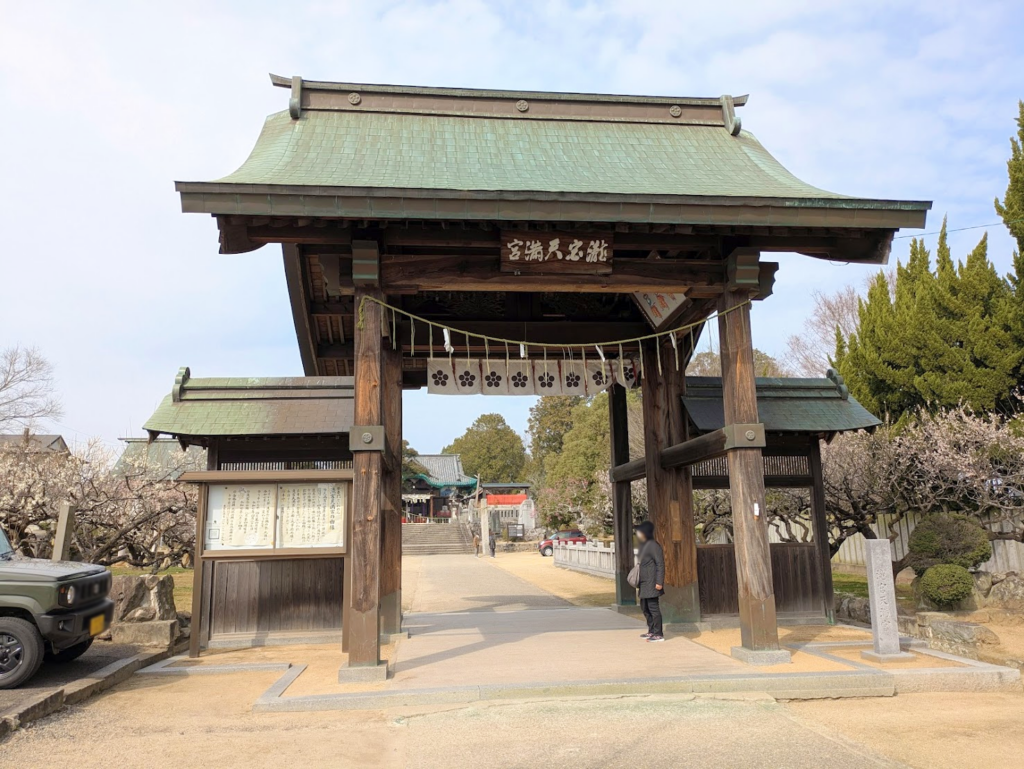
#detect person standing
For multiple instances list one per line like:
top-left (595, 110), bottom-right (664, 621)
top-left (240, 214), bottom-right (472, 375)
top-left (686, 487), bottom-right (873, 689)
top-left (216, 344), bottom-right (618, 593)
top-left (488, 531), bottom-right (497, 558)
top-left (634, 521), bottom-right (665, 642)
top-left (473, 532), bottom-right (481, 557)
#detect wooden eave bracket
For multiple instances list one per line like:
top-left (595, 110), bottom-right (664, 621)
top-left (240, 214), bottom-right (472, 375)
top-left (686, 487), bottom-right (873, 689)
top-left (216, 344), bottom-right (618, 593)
top-left (352, 240), bottom-right (381, 287)
top-left (216, 218), bottom-right (261, 254)
top-left (726, 248), bottom-right (761, 290)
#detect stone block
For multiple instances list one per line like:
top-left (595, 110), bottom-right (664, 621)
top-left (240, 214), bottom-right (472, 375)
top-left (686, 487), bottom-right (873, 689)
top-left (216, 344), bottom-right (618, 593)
top-left (111, 619), bottom-right (178, 648)
top-left (337, 662), bottom-right (389, 682)
top-left (988, 575), bottom-right (1024, 612)
top-left (929, 619), bottom-right (1000, 648)
top-left (861, 650), bottom-right (916, 663)
top-left (730, 646), bottom-right (792, 666)
top-left (974, 572), bottom-right (993, 598)
top-left (836, 595), bottom-right (871, 625)
top-left (110, 574), bottom-right (177, 623)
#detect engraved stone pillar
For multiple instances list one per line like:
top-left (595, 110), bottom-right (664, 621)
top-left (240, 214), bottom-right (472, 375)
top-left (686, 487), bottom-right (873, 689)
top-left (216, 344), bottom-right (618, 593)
top-left (862, 539), bottom-right (914, 662)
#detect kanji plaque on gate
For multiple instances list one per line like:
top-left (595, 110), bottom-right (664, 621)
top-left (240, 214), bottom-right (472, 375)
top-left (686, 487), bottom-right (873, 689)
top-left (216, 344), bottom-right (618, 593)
top-left (500, 231), bottom-right (613, 274)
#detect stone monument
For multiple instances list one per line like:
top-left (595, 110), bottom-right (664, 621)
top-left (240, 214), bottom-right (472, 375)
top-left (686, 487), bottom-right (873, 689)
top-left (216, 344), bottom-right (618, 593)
top-left (862, 538), bottom-right (914, 662)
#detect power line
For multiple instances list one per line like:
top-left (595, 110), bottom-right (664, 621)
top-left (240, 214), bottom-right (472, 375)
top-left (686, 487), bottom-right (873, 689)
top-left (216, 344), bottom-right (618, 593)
top-left (894, 217), bottom-right (1024, 240)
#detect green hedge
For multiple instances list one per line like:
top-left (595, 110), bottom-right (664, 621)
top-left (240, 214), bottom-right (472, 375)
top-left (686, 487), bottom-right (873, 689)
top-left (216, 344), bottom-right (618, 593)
top-left (906, 514), bottom-right (991, 576)
top-left (920, 564), bottom-right (975, 608)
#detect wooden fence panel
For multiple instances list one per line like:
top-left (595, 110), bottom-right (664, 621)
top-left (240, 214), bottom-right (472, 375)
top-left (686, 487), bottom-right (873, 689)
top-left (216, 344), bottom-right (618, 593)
top-left (697, 543), bottom-right (823, 616)
top-left (208, 557), bottom-right (343, 638)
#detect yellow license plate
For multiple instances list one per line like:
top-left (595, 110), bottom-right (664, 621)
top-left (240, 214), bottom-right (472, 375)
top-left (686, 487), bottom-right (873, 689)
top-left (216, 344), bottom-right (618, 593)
top-left (89, 614), bottom-right (106, 636)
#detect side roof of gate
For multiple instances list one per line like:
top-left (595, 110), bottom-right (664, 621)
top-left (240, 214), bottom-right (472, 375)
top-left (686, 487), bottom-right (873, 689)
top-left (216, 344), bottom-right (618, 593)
top-left (143, 367), bottom-right (354, 442)
top-left (683, 372), bottom-right (881, 438)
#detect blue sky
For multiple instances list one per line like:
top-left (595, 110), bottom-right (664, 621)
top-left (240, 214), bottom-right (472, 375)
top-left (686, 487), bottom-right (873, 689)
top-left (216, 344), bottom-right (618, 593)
top-left (1, 1), bottom-right (1022, 453)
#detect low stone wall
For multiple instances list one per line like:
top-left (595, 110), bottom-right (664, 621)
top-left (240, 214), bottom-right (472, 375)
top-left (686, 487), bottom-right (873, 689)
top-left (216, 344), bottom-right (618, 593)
top-left (553, 542), bottom-right (633, 579)
top-left (897, 613), bottom-right (1001, 659)
top-left (834, 591), bottom-right (1005, 662)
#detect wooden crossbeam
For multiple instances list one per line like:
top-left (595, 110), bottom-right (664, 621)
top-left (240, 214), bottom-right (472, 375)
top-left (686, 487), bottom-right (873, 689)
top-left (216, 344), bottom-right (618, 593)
top-left (661, 428), bottom-right (732, 468)
top-left (610, 424), bottom-right (765, 482)
top-left (396, 321), bottom-right (651, 350)
top-left (609, 457), bottom-right (646, 483)
top-left (380, 254), bottom-right (725, 293)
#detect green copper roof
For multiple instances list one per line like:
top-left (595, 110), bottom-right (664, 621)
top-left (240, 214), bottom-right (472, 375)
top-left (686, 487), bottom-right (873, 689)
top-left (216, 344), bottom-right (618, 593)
top-left (176, 77), bottom-right (930, 227)
top-left (407, 454), bottom-right (477, 489)
top-left (683, 374), bottom-right (881, 435)
top-left (143, 367), bottom-right (354, 440)
top-left (212, 110), bottom-right (847, 200)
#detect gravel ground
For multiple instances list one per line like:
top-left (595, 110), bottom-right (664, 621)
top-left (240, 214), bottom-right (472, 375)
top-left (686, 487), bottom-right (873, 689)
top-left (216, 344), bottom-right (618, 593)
top-left (0, 639), bottom-right (140, 712)
top-left (0, 681), bottom-right (905, 769)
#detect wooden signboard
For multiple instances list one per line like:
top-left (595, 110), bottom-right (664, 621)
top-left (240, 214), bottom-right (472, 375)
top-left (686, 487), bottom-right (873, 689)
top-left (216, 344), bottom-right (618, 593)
top-left (633, 291), bottom-right (690, 330)
top-left (501, 231), bottom-right (613, 274)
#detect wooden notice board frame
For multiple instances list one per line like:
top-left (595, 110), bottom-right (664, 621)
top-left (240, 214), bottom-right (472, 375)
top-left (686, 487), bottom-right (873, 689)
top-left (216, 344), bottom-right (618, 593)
top-left (187, 469), bottom-right (353, 656)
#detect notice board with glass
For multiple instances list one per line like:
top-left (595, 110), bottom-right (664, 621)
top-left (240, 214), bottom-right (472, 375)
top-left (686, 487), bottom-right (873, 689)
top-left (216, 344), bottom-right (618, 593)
top-left (204, 482), bottom-right (348, 553)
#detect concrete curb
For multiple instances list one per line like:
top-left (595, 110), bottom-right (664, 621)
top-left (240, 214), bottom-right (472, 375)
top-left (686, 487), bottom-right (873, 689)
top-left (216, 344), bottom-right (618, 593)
top-left (137, 655), bottom-right (293, 676)
top-left (251, 669), bottom-right (898, 713)
top-left (0, 644), bottom-right (180, 743)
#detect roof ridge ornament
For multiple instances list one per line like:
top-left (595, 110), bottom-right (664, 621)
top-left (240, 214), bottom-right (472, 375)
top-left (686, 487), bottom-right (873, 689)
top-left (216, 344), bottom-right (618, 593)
top-left (172, 367), bottom-right (191, 403)
top-left (720, 95), bottom-right (742, 136)
top-left (289, 76), bottom-right (303, 119)
top-left (825, 367), bottom-right (850, 400)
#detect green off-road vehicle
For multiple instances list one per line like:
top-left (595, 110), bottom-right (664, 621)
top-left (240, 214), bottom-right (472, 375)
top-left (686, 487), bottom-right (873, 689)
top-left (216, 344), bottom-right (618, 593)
top-left (0, 527), bottom-right (113, 688)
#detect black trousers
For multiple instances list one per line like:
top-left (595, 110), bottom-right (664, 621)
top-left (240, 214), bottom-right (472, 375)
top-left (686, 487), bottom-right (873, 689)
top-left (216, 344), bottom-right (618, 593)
top-left (641, 596), bottom-right (663, 636)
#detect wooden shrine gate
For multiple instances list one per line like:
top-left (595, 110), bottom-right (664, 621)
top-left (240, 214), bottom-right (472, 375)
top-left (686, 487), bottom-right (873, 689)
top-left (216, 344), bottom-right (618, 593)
top-left (175, 75), bottom-right (929, 672)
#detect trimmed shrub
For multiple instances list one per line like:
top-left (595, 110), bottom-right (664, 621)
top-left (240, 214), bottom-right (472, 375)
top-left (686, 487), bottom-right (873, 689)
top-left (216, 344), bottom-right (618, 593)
top-left (905, 513), bottom-right (992, 576)
top-left (920, 564), bottom-right (975, 608)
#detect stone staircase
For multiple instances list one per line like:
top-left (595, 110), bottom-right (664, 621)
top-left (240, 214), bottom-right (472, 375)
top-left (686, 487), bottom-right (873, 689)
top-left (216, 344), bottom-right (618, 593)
top-left (402, 522), bottom-right (475, 556)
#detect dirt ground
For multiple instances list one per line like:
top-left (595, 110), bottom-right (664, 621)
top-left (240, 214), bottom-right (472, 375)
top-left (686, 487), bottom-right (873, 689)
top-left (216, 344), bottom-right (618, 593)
top-left (789, 691), bottom-right (1024, 769)
top-left (4, 554), bottom-right (1024, 768)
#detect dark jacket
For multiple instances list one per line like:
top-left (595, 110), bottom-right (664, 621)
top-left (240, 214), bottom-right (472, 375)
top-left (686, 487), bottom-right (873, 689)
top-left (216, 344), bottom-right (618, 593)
top-left (637, 539), bottom-right (665, 599)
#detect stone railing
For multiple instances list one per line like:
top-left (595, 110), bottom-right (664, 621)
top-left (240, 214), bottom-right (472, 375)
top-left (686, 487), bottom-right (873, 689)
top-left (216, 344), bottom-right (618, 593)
top-left (553, 541), bottom-right (636, 579)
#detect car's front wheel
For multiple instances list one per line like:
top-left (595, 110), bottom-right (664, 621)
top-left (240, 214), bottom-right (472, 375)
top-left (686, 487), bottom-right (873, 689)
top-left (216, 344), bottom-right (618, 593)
top-left (46, 638), bottom-right (94, 663)
top-left (0, 617), bottom-right (45, 689)
top-left (542, 546), bottom-right (553, 557)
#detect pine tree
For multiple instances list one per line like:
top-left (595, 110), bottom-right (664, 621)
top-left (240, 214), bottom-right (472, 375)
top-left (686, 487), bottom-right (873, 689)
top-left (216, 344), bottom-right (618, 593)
top-left (837, 222), bottom-right (1019, 417)
top-left (995, 100), bottom-right (1024, 386)
top-left (994, 100), bottom-right (1024, 255)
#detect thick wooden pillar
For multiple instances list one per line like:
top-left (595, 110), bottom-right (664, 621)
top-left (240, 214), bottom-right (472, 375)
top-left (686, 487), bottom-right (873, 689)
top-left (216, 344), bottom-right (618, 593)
top-left (348, 286), bottom-right (384, 668)
top-left (718, 290), bottom-right (780, 651)
top-left (608, 384), bottom-right (635, 606)
top-left (380, 342), bottom-right (404, 638)
top-left (641, 337), bottom-right (700, 623)
top-left (808, 439), bottom-right (836, 623)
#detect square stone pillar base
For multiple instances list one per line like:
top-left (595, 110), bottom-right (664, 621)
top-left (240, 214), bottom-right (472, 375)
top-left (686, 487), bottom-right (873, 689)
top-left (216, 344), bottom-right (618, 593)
top-left (730, 646), bottom-right (792, 666)
top-left (338, 662), bottom-right (389, 683)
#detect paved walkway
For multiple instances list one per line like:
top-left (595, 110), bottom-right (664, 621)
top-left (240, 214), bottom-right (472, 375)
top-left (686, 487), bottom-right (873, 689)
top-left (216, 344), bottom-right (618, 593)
top-left (402, 553), bottom-right (570, 613)
top-left (394, 555), bottom-right (747, 689)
